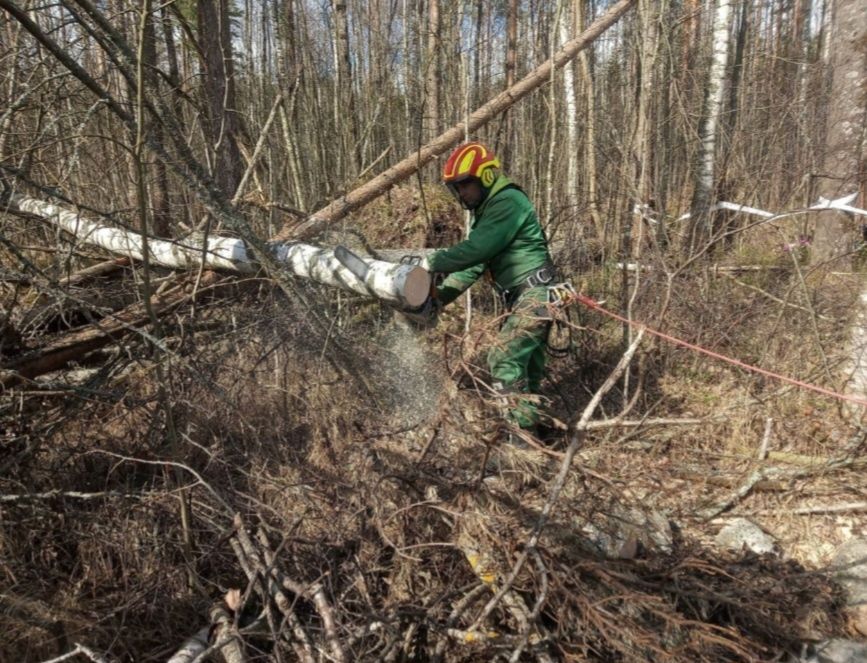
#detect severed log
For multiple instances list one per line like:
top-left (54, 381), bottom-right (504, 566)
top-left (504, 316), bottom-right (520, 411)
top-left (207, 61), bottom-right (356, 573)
top-left (274, 243), bottom-right (428, 308)
top-left (6, 259), bottom-right (131, 338)
top-left (20, 289), bottom-right (134, 337)
top-left (8, 194), bottom-right (429, 309)
top-left (276, 0), bottom-right (636, 241)
top-left (8, 193), bottom-right (257, 272)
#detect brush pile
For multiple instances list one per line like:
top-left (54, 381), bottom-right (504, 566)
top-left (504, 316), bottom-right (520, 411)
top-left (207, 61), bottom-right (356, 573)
top-left (1, 186), bottom-right (862, 662)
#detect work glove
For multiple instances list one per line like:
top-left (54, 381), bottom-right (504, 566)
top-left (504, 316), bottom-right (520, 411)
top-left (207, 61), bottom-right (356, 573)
top-left (400, 295), bottom-right (441, 329)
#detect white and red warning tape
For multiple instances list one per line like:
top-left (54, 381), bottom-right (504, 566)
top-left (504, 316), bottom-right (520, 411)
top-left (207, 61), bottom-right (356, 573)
top-left (674, 193), bottom-right (867, 222)
top-left (633, 193), bottom-right (867, 225)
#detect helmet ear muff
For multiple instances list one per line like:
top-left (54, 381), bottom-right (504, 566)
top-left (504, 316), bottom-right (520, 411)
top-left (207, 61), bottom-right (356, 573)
top-left (480, 167), bottom-right (496, 188)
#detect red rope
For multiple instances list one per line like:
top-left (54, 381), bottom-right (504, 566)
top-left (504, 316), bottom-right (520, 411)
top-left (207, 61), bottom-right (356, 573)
top-left (569, 293), bottom-right (867, 409)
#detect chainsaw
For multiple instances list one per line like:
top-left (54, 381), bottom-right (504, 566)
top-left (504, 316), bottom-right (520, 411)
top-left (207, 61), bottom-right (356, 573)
top-left (334, 245), bottom-right (439, 326)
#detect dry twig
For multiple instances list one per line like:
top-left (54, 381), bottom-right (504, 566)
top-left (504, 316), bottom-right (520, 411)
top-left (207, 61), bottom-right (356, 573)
top-left (468, 329), bottom-right (645, 647)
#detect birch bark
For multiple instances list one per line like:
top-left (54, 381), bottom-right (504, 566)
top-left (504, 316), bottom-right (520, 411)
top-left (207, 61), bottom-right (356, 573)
top-left (685, 0), bottom-right (733, 253)
top-left (561, 2), bottom-right (580, 222)
top-left (8, 195), bottom-right (430, 309)
top-left (812, 0), bottom-right (867, 262)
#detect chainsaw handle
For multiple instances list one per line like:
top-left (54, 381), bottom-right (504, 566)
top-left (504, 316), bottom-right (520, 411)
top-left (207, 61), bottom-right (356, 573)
top-left (399, 254), bottom-right (423, 266)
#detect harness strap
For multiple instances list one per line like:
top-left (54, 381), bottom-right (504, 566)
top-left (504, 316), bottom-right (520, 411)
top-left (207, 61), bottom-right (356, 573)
top-left (498, 262), bottom-right (557, 307)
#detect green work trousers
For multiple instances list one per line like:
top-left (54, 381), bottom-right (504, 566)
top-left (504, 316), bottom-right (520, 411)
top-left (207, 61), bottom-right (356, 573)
top-left (487, 286), bottom-right (551, 428)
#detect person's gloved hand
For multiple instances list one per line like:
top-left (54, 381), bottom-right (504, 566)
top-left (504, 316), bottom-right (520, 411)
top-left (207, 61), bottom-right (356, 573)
top-left (401, 295), bottom-right (441, 328)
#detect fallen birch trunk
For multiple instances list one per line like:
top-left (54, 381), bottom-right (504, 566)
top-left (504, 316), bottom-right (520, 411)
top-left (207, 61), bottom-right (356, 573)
top-left (11, 193), bottom-right (256, 272)
top-left (8, 194), bottom-right (429, 309)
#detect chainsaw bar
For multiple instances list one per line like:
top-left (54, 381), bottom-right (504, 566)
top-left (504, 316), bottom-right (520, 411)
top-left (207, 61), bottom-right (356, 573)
top-left (334, 245), bottom-right (370, 282)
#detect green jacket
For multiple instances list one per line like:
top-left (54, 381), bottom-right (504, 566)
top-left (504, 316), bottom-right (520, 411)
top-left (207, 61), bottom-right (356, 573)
top-left (428, 176), bottom-right (551, 305)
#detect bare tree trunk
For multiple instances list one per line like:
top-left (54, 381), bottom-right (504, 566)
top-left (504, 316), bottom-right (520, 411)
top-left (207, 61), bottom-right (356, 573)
top-left (140, 6), bottom-right (171, 237)
top-left (471, 0), bottom-right (483, 108)
top-left (543, 2), bottom-right (564, 229)
top-left (577, 0), bottom-right (604, 241)
top-left (562, 1), bottom-right (580, 226)
top-left (505, 0), bottom-right (518, 92)
top-left (811, 0), bottom-right (867, 262)
top-left (160, 5), bottom-right (181, 97)
top-left (682, 0), bottom-right (701, 100)
top-left (0, 271), bottom-right (222, 388)
top-left (502, 0), bottom-right (518, 164)
top-left (792, 0), bottom-right (808, 92)
top-left (197, 0), bottom-right (244, 197)
top-left (280, 0), bottom-right (297, 80)
top-left (631, 0), bottom-right (660, 258)
top-left (275, 0), bottom-right (304, 209)
top-left (0, 18), bottom-right (23, 162)
top-left (331, 0), bottom-right (357, 178)
top-left (424, 0), bottom-right (441, 142)
top-left (684, 0), bottom-right (733, 254)
top-left (402, 0), bottom-right (412, 147)
top-left (279, 99), bottom-right (306, 211)
top-left (715, 0), bottom-right (747, 249)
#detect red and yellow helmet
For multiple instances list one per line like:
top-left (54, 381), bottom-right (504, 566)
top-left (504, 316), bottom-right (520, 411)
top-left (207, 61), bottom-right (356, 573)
top-left (442, 142), bottom-right (501, 190)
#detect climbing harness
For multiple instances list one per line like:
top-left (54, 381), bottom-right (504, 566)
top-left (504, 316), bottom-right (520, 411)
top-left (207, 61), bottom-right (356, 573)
top-left (545, 281), bottom-right (578, 358)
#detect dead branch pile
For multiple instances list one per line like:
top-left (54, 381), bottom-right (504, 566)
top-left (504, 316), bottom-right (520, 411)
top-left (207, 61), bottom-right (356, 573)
top-left (0, 265), bottom-right (851, 661)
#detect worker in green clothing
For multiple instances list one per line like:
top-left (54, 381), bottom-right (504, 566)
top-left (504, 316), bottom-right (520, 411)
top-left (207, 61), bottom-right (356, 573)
top-left (425, 141), bottom-right (557, 435)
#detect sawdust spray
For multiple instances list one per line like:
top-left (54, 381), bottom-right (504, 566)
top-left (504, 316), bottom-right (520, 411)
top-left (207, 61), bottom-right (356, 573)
top-left (374, 316), bottom-right (443, 428)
